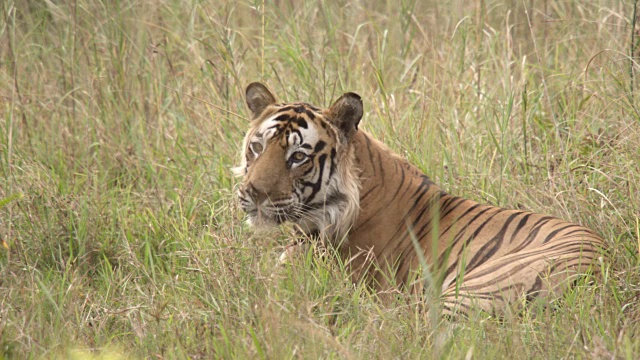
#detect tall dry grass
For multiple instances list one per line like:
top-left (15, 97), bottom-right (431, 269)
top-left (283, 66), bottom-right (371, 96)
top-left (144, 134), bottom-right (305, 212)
top-left (0, 0), bottom-right (639, 358)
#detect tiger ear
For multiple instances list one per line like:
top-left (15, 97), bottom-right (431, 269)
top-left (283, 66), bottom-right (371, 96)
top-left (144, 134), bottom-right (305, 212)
top-left (327, 92), bottom-right (363, 142)
top-left (246, 82), bottom-right (277, 118)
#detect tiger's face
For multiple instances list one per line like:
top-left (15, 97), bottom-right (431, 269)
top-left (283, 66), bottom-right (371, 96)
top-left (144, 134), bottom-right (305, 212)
top-left (234, 83), bottom-right (363, 238)
top-left (237, 103), bottom-right (338, 227)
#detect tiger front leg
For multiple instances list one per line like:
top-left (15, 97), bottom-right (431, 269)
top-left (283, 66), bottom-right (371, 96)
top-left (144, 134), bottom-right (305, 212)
top-left (278, 228), bottom-right (328, 265)
top-left (278, 240), bottom-right (310, 264)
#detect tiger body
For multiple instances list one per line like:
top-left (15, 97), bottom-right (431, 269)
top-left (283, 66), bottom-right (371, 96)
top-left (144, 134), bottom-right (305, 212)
top-left (235, 82), bottom-right (605, 315)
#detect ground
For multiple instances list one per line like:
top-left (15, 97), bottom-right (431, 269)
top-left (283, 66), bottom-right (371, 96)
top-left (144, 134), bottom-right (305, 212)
top-left (0, 0), bottom-right (639, 358)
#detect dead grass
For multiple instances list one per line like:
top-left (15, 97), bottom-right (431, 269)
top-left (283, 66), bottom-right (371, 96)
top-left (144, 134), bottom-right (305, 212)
top-left (1, 0), bottom-right (639, 358)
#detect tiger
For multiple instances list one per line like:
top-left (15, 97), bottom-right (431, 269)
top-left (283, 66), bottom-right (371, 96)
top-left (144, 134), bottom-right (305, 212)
top-left (234, 82), bottom-right (605, 316)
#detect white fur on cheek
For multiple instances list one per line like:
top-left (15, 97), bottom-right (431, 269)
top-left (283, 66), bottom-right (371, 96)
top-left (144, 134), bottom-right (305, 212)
top-left (231, 164), bottom-right (246, 177)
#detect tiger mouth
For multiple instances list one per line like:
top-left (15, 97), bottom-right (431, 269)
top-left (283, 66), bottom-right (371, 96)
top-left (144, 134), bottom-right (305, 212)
top-left (245, 206), bottom-right (300, 226)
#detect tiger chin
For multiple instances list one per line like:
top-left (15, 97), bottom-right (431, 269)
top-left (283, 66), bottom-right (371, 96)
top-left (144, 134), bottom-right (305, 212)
top-left (234, 82), bottom-right (605, 316)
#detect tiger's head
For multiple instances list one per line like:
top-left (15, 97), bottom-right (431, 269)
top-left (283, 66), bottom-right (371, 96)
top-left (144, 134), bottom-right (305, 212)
top-left (234, 82), bottom-right (362, 241)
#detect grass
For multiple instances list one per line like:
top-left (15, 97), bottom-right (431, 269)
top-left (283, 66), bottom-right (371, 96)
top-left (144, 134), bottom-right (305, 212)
top-left (1, 0), bottom-right (639, 358)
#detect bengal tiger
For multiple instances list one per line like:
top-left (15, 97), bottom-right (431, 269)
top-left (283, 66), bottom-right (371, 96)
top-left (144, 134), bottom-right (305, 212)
top-left (234, 82), bottom-right (605, 315)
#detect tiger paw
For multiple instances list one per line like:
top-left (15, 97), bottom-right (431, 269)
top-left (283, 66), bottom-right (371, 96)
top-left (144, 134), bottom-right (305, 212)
top-left (278, 241), bottom-right (309, 265)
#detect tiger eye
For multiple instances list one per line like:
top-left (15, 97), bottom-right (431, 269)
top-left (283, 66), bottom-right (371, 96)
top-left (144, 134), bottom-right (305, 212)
top-left (250, 142), bottom-right (263, 154)
top-left (290, 151), bottom-right (307, 163)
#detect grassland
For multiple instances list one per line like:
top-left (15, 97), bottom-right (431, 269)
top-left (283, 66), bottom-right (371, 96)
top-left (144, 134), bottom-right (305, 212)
top-left (1, 0), bottom-right (639, 358)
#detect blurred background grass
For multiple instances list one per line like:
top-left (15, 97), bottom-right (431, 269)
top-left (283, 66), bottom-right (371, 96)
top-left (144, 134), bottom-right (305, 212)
top-left (0, 0), bottom-right (639, 358)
